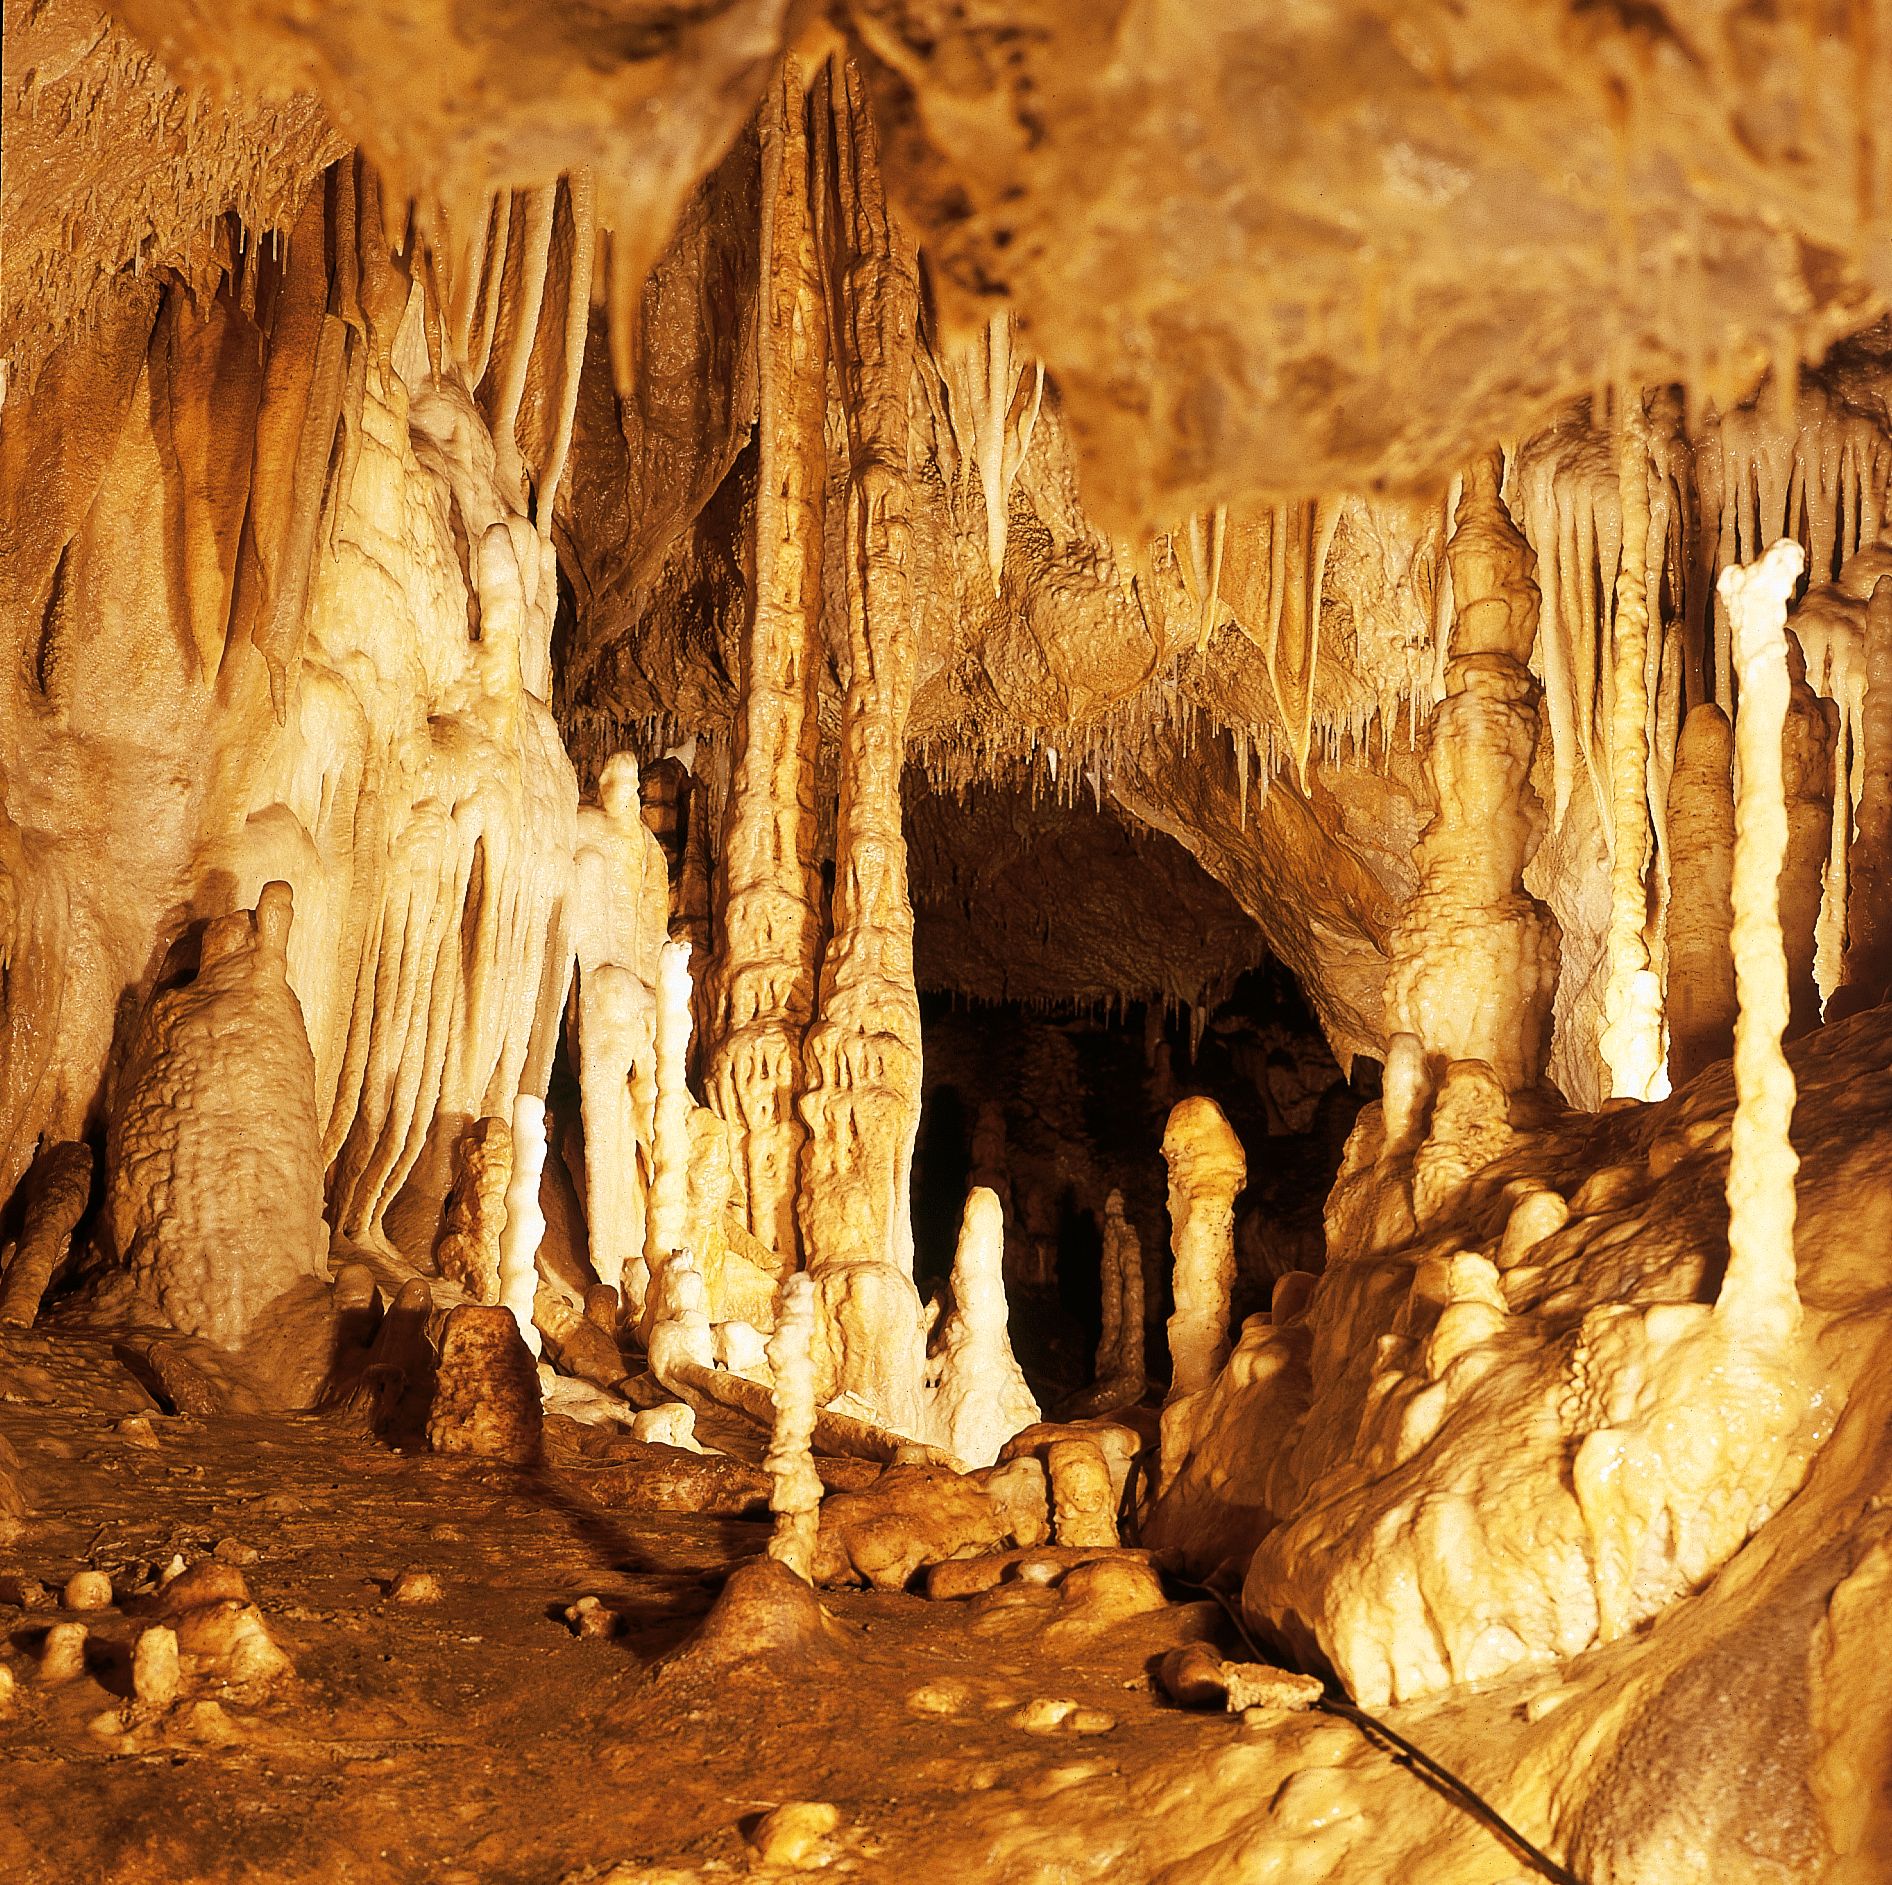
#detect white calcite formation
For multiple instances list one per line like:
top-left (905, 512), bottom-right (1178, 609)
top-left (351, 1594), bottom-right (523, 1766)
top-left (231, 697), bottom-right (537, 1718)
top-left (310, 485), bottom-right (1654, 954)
top-left (924, 1187), bottom-right (1040, 1471)
top-left (1157, 1096), bottom-right (1246, 1489)
top-left (646, 940), bottom-right (696, 1282)
top-left (496, 1093), bottom-right (546, 1361)
top-left (434, 1115), bottom-right (511, 1306)
top-left (571, 752), bottom-right (668, 1312)
top-left (107, 882), bottom-right (327, 1350)
top-left (1382, 451), bottom-right (1560, 1094)
top-left (1664, 704), bottom-right (1738, 1086)
top-left (764, 1272), bottom-right (822, 1582)
top-left (704, 59), bottom-right (828, 1270)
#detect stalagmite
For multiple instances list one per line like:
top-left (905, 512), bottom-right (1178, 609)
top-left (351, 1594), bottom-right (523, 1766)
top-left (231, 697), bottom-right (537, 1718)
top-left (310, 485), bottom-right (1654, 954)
top-left (765, 1273), bottom-right (822, 1583)
top-left (1092, 1190), bottom-right (1145, 1394)
top-left (1718, 539), bottom-right (1807, 1343)
top-left (0, 1141), bottom-right (92, 1327)
top-left (1842, 577), bottom-right (1892, 1003)
top-left (1161, 1097), bottom-right (1246, 1400)
top-left (1664, 706), bottom-right (1739, 1085)
top-left (797, 64), bottom-right (928, 1427)
top-left (1383, 453), bottom-right (1561, 1092)
top-left (107, 883), bottom-right (327, 1352)
top-left (435, 1116), bottom-right (511, 1305)
top-left (1599, 397), bottom-right (1665, 1100)
top-left (1781, 643), bottom-right (1839, 1040)
top-left (706, 58), bottom-right (827, 1266)
top-left (647, 940), bottom-right (696, 1272)
top-left (925, 1187), bottom-right (1040, 1470)
top-left (573, 753), bottom-right (669, 1309)
top-left (497, 1093), bottom-right (546, 1361)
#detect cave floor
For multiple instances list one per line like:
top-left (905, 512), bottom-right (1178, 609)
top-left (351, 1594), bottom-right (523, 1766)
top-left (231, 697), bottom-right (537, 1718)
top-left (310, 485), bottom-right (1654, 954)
top-left (0, 1329), bottom-right (1300, 1885)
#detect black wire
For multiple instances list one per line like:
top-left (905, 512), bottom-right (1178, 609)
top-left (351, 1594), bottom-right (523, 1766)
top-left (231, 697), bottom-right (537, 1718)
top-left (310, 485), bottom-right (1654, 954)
top-left (1171, 1574), bottom-right (1589, 1885)
top-left (1119, 1443), bottom-right (1582, 1885)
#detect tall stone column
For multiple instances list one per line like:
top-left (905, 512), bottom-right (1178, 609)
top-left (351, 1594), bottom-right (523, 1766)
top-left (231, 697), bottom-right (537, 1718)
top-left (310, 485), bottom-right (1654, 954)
top-left (1383, 451), bottom-right (1561, 1093)
top-left (705, 58), bottom-right (830, 1266)
top-left (795, 61), bottom-right (929, 1430)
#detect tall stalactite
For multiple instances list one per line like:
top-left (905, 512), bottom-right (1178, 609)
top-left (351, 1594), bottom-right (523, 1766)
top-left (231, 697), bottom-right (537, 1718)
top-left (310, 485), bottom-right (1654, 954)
top-left (705, 59), bottom-right (829, 1264)
top-left (797, 60), bottom-right (927, 1428)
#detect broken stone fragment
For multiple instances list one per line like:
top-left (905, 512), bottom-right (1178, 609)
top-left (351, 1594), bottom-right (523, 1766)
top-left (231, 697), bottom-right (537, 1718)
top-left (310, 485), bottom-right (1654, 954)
top-left (812, 1458), bottom-right (1050, 1590)
top-left (426, 1303), bottom-right (544, 1465)
top-left (1156, 1643), bottom-right (1323, 1714)
top-left (748, 1801), bottom-right (840, 1871)
top-left (388, 1569), bottom-right (441, 1604)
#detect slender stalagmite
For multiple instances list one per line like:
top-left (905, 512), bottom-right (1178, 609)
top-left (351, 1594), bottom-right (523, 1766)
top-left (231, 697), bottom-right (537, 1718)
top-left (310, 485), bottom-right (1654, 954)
top-left (926, 1187), bottom-right (1039, 1470)
top-left (765, 1272), bottom-right (822, 1582)
top-left (797, 64), bottom-right (929, 1425)
top-left (1161, 1097), bottom-right (1246, 1399)
top-left (647, 940), bottom-right (695, 1275)
top-left (1600, 396), bottom-right (1665, 1099)
top-left (1781, 642), bottom-right (1839, 1040)
top-left (1383, 451), bottom-right (1561, 1092)
top-left (1717, 540), bottom-right (1806, 1344)
top-left (1664, 705), bottom-right (1738, 1085)
top-left (497, 1094), bottom-right (547, 1359)
top-left (707, 59), bottom-right (828, 1264)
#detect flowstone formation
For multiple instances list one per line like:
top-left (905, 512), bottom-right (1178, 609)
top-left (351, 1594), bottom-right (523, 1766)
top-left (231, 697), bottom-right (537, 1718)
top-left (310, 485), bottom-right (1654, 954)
top-left (8, 10), bottom-right (1892, 1884)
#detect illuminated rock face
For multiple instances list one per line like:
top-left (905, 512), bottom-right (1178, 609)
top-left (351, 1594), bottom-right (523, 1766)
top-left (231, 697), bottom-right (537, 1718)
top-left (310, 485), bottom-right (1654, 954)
top-left (9, 19), bottom-right (1892, 1884)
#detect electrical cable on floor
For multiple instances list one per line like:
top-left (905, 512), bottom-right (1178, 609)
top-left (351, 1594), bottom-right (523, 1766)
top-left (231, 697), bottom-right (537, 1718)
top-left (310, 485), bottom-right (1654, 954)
top-left (1118, 1443), bottom-right (1588, 1885)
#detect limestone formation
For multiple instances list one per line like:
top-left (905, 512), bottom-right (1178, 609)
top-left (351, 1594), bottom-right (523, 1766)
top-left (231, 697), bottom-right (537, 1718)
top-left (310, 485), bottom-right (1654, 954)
top-left (496, 1094), bottom-right (547, 1359)
top-left (106, 883), bottom-right (327, 1350)
top-left (572, 751), bottom-right (669, 1308)
top-left (764, 1273), bottom-right (822, 1583)
top-left (1665, 706), bottom-right (1739, 1085)
top-left (924, 1188), bottom-right (1039, 1471)
top-left (1383, 453), bottom-right (1561, 1093)
top-left (1161, 1097), bottom-right (1246, 1401)
top-left (427, 1303), bottom-right (544, 1465)
top-left (434, 1115), bottom-right (511, 1305)
top-left (796, 67), bottom-right (930, 1429)
top-left (0, 1140), bottom-right (93, 1327)
top-left (1719, 541), bottom-right (1808, 1345)
top-left (705, 60), bottom-right (828, 1268)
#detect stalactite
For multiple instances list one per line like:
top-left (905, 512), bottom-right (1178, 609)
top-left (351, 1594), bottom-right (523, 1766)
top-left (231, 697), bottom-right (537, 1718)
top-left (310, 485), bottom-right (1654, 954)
top-left (535, 170), bottom-right (595, 537)
top-left (1718, 540), bottom-right (1806, 1344)
top-left (1600, 395), bottom-right (1665, 1100)
top-left (705, 60), bottom-right (828, 1264)
top-left (1664, 704), bottom-right (1738, 1085)
top-left (488, 183), bottom-right (555, 508)
top-left (1840, 577), bottom-right (1892, 1007)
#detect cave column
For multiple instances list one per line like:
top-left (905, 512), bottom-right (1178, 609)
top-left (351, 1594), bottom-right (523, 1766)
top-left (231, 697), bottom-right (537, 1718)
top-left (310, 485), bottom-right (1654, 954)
top-left (1599, 395), bottom-right (1666, 1099)
top-left (1382, 451), bottom-right (1560, 1093)
top-left (796, 60), bottom-right (928, 1430)
top-left (704, 57), bottom-right (829, 1266)
top-left (1717, 541), bottom-right (1806, 1343)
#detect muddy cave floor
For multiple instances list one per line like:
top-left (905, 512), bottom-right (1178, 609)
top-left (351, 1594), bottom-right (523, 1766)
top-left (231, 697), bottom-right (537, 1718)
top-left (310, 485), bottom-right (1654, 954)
top-left (0, 1328), bottom-right (1257, 1885)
